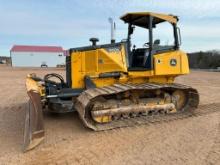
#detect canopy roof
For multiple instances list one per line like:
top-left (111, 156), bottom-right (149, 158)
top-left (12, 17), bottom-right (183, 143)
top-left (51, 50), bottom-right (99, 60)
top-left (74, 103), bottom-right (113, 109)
top-left (120, 12), bottom-right (178, 28)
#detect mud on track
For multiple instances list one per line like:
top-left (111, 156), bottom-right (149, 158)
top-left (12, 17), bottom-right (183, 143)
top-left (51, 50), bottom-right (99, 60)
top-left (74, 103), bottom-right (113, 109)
top-left (0, 66), bottom-right (219, 165)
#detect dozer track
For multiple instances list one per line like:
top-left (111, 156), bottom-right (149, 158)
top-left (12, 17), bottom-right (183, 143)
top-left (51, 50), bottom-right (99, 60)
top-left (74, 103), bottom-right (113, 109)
top-left (75, 83), bottom-right (199, 131)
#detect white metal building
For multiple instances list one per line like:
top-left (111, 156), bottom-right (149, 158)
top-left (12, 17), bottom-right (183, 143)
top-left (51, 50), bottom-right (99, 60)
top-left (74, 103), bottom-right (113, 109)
top-left (10, 45), bottom-right (65, 67)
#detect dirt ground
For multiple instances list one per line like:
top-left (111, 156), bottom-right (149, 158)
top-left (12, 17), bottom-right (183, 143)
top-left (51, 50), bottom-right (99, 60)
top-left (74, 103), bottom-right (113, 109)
top-left (0, 66), bottom-right (219, 165)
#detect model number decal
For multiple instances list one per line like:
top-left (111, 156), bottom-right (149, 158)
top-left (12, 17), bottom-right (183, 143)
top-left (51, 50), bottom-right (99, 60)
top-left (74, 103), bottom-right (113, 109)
top-left (105, 47), bottom-right (120, 53)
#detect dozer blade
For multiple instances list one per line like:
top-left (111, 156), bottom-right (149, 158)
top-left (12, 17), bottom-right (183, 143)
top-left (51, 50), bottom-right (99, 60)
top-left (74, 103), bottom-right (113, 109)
top-left (23, 90), bottom-right (44, 152)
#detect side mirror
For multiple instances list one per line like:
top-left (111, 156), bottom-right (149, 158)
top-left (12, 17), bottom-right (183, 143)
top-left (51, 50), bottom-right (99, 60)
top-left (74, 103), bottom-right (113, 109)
top-left (154, 39), bottom-right (160, 45)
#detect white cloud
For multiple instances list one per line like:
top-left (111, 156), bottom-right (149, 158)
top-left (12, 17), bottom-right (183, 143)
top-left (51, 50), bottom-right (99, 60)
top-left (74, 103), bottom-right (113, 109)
top-left (0, 0), bottom-right (220, 55)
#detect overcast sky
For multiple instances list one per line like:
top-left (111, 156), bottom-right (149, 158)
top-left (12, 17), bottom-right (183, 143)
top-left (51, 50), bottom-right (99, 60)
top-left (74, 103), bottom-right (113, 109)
top-left (0, 0), bottom-right (220, 56)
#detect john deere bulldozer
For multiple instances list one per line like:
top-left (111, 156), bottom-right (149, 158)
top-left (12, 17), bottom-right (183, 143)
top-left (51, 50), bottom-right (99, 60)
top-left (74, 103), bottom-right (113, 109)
top-left (24, 12), bottom-right (199, 151)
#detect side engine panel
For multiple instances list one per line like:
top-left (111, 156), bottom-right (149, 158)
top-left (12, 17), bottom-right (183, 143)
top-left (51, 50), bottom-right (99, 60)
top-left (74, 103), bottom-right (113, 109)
top-left (154, 50), bottom-right (189, 76)
top-left (69, 44), bottom-right (128, 89)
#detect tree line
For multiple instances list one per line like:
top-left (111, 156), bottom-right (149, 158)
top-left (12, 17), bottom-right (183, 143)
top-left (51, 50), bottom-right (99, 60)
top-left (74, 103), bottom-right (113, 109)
top-left (187, 51), bottom-right (220, 69)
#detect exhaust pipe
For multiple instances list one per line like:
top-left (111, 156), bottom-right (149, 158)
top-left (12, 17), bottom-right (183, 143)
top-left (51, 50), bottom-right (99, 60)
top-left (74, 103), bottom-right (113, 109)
top-left (108, 17), bottom-right (116, 44)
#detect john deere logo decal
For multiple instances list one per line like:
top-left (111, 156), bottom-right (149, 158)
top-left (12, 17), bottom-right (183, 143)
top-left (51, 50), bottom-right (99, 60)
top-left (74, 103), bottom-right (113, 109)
top-left (170, 59), bottom-right (177, 66)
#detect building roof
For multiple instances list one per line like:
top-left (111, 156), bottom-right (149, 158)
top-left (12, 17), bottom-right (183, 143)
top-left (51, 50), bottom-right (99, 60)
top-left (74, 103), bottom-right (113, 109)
top-left (11, 45), bottom-right (64, 53)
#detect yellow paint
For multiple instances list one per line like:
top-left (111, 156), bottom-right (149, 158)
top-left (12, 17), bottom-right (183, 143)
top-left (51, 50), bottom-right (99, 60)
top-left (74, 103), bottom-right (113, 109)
top-left (93, 116), bottom-right (112, 123)
top-left (121, 12), bottom-right (178, 24)
top-left (70, 44), bottom-right (189, 88)
top-left (154, 50), bottom-right (189, 75)
top-left (71, 44), bottom-right (127, 88)
top-left (26, 76), bottom-right (45, 96)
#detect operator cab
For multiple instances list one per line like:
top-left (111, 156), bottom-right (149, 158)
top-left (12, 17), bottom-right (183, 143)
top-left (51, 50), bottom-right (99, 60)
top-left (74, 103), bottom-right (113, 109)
top-left (120, 12), bottom-right (181, 70)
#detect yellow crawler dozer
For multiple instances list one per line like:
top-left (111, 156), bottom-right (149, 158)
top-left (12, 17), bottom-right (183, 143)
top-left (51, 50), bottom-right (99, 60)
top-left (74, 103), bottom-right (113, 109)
top-left (24, 12), bottom-right (199, 152)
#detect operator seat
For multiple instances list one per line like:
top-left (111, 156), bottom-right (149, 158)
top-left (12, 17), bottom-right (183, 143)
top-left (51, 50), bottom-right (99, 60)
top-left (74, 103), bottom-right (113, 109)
top-left (131, 48), bottom-right (150, 68)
